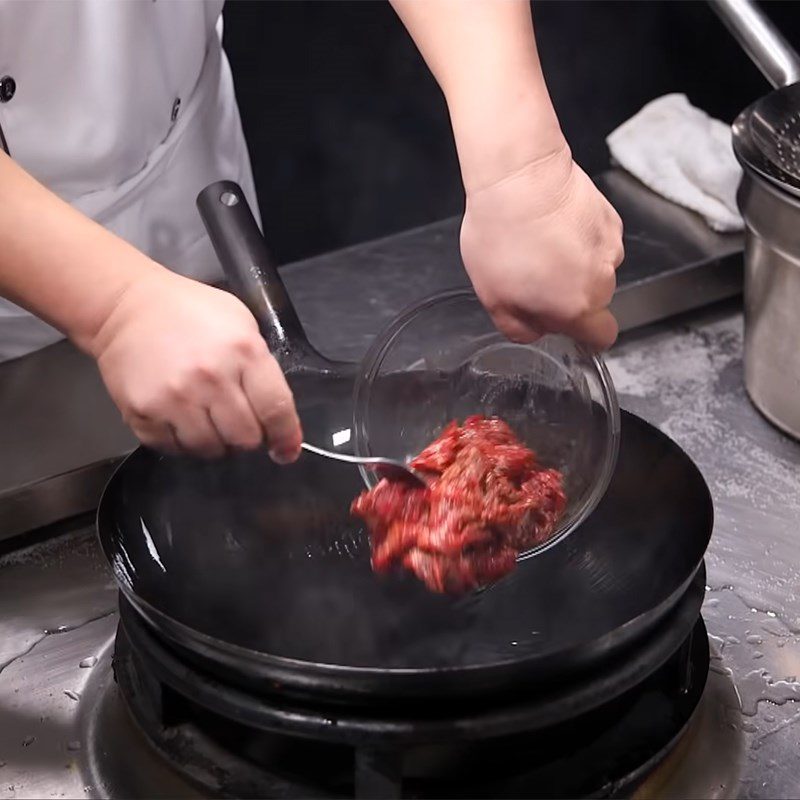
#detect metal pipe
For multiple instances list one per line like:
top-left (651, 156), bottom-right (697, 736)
top-left (708, 0), bottom-right (800, 89)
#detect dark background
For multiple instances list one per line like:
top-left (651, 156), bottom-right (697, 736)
top-left (223, 0), bottom-right (799, 264)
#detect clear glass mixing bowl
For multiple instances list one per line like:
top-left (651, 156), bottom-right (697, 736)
top-left (353, 289), bottom-right (621, 558)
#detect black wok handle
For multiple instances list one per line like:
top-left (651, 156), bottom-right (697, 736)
top-left (197, 181), bottom-right (317, 367)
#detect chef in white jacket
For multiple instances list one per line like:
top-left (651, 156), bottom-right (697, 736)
top-left (0, 0), bottom-right (623, 461)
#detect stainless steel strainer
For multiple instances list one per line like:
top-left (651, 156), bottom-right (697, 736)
top-left (750, 87), bottom-right (800, 183)
top-left (711, 0), bottom-right (800, 198)
top-left (732, 100), bottom-right (800, 199)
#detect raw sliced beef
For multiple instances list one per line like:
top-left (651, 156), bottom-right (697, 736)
top-left (351, 415), bottom-right (566, 594)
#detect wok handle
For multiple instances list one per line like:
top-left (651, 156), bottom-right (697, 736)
top-left (197, 181), bottom-right (318, 367)
top-left (709, 0), bottom-right (800, 89)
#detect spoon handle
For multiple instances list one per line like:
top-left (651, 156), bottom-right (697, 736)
top-left (300, 442), bottom-right (372, 466)
top-left (300, 443), bottom-right (427, 487)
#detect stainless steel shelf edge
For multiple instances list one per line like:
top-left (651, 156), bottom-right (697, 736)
top-left (612, 252), bottom-right (743, 333)
top-left (0, 455), bottom-right (127, 541)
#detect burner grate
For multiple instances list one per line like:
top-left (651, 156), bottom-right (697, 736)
top-left (112, 615), bottom-right (709, 799)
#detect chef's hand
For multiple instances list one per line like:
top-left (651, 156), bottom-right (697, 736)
top-left (391, 0), bottom-right (624, 350)
top-left (90, 269), bottom-right (302, 461)
top-left (0, 152), bottom-right (300, 460)
top-left (460, 145), bottom-right (624, 349)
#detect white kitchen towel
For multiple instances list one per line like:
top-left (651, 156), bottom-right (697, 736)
top-left (606, 93), bottom-right (743, 233)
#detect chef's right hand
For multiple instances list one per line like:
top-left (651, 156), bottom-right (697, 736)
top-left (89, 268), bottom-right (302, 461)
top-left (460, 145), bottom-right (624, 350)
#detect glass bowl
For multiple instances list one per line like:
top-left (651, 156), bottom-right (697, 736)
top-left (352, 289), bottom-right (621, 558)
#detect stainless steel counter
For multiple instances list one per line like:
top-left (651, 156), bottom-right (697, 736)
top-left (1, 300), bottom-right (799, 798)
top-left (610, 305), bottom-right (800, 800)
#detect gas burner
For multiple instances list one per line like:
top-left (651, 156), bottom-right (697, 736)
top-left (110, 603), bottom-right (711, 798)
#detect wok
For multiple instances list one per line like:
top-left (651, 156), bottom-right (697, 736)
top-left (97, 181), bottom-right (713, 703)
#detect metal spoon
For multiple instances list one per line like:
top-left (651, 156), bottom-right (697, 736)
top-left (300, 442), bottom-right (428, 487)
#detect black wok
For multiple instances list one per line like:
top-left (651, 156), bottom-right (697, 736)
top-left (97, 182), bottom-right (713, 703)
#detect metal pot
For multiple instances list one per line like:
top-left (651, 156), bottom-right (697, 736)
top-left (738, 172), bottom-right (800, 435)
top-left (711, 0), bottom-right (800, 438)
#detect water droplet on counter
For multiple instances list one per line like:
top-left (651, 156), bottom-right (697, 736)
top-left (79, 656), bottom-right (97, 669)
top-left (711, 663), bottom-right (734, 677)
top-left (726, 635), bottom-right (741, 645)
top-left (66, 741), bottom-right (81, 752)
top-left (706, 598), bottom-right (720, 607)
top-left (765, 714), bottom-right (776, 723)
top-left (705, 585), bottom-right (712, 592)
top-left (754, 651), bottom-right (764, 660)
top-left (63, 690), bottom-right (80, 702)
top-left (767, 611), bottom-right (777, 618)
top-left (742, 721), bottom-right (758, 733)
top-left (44, 625), bottom-right (70, 634)
top-left (746, 634), bottom-right (763, 645)
top-left (21, 735), bottom-right (35, 747)
top-left (510, 641), bottom-right (518, 646)
top-left (739, 669), bottom-right (800, 716)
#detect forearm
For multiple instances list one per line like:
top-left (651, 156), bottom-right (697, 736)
top-left (390, 0), bottom-right (567, 192)
top-left (0, 152), bottom-right (162, 352)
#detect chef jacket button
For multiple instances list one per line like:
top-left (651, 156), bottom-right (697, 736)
top-left (0, 76), bottom-right (16, 103)
top-left (171, 97), bottom-right (181, 122)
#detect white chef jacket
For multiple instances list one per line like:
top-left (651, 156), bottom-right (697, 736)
top-left (0, 0), bottom-right (260, 362)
